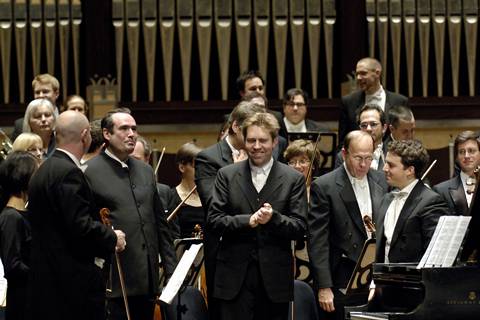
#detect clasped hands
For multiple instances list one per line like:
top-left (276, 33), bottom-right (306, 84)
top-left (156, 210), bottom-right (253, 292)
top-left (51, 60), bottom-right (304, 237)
top-left (114, 230), bottom-right (126, 252)
top-left (249, 203), bottom-right (273, 228)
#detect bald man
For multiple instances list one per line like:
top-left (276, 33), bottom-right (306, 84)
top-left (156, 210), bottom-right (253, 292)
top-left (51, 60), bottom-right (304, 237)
top-left (338, 57), bottom-right (408, 148)
top-left (27, 111), bottom-right (126, 320)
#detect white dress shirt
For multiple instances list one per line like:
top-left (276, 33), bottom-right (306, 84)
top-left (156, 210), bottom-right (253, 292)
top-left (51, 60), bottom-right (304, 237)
top-left (371, 143), bottom-right (384, 170)
top-left (460, 171), bottom-right (475, 207)
top-left (383, 179), bottom-right (419, 262)
top-left (344, 164), bottom-right (373, 237)
top-left (284, 117), bottom-right (307, 133)
top-left (225, 135), bottom-right (241, 159)
top-left (250, 158), bottom-right (274, 193)
top-left (365, 86), bottom-right (386, 110)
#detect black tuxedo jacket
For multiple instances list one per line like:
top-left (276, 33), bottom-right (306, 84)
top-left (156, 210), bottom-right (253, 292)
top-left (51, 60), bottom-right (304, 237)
top-left (195, 138), bottom-right (234, 212)
top-left (338, 90), bottom-right (408, 147)
top-left (433, 176), bottom-right (468, 216)
top-left (376, 181), bottom-right (449, 263)
top-left (207, 160), bottom-right (308, 303)
top-left (308, 166), bottom-right (388, 289)
top-left (85, 152), bottom-right (177, 298)
top-left (28, 150), bottom-right (117, 319)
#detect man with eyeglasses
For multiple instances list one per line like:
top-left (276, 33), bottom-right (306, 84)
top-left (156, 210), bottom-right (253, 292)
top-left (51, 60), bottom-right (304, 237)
top-left (335, 105), bottom-right (387, 171)
top-left (279, 88), bottom-right (327, 140)
top-left (433, 131), bottom-right (480, 216)
top-left (338, 57), bottom-right (408, 148)
top-left (308, 130), bottom-right (388, 320)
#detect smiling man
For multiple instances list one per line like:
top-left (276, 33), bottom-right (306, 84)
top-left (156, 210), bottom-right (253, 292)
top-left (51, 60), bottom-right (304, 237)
top-left (377, 140), bottom-right (449, 264)
top-left (84, 108), bottom-right (176, 320)
top-left (433, 131), bottom-right (480, 216)
top-left (207, 112), bottom-right (308, 320)
top-left (338, 57), bottom-right (408, 147)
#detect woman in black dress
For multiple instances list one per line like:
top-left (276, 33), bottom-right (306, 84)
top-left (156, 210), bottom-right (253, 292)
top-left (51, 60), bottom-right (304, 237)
top-left (168, 142), bottom-right (203, 239)
top-left (0, 151), bottom-right (39, 319)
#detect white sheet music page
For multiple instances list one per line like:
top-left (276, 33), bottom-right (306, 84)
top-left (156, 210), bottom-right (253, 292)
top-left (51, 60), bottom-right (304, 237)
top-left (159, 243), bottom-right (203, 304)
top-left (417, 216), bottom-right (471, 269)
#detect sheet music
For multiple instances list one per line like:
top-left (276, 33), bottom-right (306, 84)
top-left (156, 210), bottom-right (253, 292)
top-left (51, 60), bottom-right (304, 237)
top-left (159, 243), bottom-right (203, 304)
top-left (417, 216), bottom-right (471, 269)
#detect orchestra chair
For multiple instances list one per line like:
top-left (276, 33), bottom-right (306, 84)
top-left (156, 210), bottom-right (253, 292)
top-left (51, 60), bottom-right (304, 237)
top-left (288, 280), bottom-right (319, 320)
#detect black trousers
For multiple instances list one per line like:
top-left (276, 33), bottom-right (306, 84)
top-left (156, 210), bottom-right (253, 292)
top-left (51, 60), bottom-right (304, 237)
top-left (107, 295), bottom-right (155, 320)
top-left (213, 261), bottom-right (289, 320)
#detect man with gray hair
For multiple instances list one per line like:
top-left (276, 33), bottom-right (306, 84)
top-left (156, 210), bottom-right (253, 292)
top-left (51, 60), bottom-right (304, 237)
top-left (28, 111), bottom-right (126, 320)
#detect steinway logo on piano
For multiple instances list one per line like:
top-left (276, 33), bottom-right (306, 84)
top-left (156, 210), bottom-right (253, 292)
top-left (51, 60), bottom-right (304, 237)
top-left (446, 291), bottom-right (479, 305)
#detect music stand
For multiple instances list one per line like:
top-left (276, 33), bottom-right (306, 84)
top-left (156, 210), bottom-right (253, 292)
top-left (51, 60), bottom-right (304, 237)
top-left (159, 238), bottom-right (206, 320)
top-left (340, 238), bottom-right (376, 297)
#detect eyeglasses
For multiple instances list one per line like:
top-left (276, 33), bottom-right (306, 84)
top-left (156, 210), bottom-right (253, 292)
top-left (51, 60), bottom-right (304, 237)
top-left (458, 148), bottom-right (479, 156)
top-left (285, 101), bottom-right (306, 108)
top-left (359, 121), bottom-right (380, 130)
top-left (351, 155), bottom-right (373, 163)
top-left (288, 159), bottom-right (311, 167)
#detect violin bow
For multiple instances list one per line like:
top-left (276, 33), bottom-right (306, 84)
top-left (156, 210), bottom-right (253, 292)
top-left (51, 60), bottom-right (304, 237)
top-left (306, 134), bottom-right (322, 184)
top-left (421, 159), bottom-right (437, 181)
top-left (99, 208), bottom-right (131, 320)
top-left (154, 146), bottom-right (166, 178)
top-left (167, 186), bottom-right (197, 222)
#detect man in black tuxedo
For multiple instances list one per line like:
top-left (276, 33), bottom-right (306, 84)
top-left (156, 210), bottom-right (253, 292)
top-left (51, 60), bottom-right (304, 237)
top-left (195, 101), bottom-right (265, 316)
top-left (84, 109), bottom-right (177, 320)
top-left (27, 111), bottom-right (126, 320)
top-left (308, 130), bottom-right (388, 320)
top-left (377, 140), bottom-right (449, 264)
top-left (279, 88), bottom-right (329, 140)
top-left (12, 74), bottom-right (61, 141)
top-left (207, 112), bottom-right (307, 320)
top-left (338, 57), bottom-right (408, 147)
top-left (433, 131), bottom-right (480, 216)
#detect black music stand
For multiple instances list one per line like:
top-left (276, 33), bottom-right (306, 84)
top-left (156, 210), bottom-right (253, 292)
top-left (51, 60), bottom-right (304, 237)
top-left (159, 238), bottom-right (207, 320)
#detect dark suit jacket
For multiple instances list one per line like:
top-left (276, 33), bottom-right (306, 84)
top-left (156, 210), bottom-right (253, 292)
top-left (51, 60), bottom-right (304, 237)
top-left (27, 150), bottom-right (117, 320)
top-left (207, 160), bottom-right (308, 303)
top-left (157, 182), bottom-right (173, 215)
top-left (84, 152), bottom-right (177, 298)
top-left (338, 90), bottom-right (408, 147)
top-left (308, 166), bottom-right (388, 289)
top-left (433, 176), bottom-right (467, 216)
top-left (376, 181), bottom-right (449, 263)
top-left (195, 138), bottom-right (234, 212)
top-left (194, 138), bottom-right (234, 310)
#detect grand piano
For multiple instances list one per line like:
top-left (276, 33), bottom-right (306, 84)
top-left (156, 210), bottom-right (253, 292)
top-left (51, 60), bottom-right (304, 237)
top-left (346, 179), bottom-right (480, 319)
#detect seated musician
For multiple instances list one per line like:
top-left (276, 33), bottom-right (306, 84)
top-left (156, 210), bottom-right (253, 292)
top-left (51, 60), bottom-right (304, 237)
top-left (167, 142), bottom-right (204, 238)
top-left (377, 140), bottom-right (450, 264)
top-left (433, 131), bottom-right (480, 216)
top-left (279, 88), bottom-right (329, 140)
top-left (284, 139), bottom-right (320, 198)
top-left (308, 130), bottom-right (388, 320)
